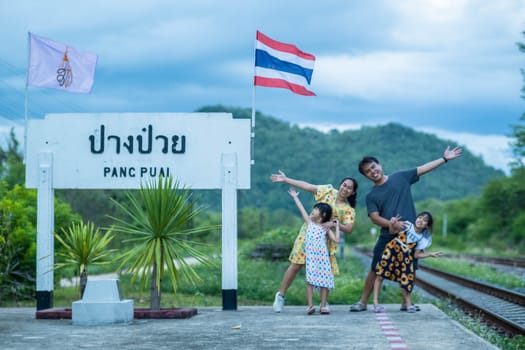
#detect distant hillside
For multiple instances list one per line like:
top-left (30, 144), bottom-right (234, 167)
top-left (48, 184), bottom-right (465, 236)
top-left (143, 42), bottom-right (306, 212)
top-left (197, 105), bottom-right (504, 212)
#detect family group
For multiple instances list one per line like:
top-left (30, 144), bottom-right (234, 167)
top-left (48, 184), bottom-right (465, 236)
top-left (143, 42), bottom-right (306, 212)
top-left (270, 147), bottom-right (462, 315)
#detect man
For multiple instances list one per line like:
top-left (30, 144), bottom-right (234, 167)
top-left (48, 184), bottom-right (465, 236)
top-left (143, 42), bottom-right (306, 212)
top-left (349, 146), bottom-right (462, 312)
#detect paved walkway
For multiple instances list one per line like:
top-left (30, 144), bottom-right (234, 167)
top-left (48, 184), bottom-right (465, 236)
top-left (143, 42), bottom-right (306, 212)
top-left (0, 305), bottom-right (499, 349)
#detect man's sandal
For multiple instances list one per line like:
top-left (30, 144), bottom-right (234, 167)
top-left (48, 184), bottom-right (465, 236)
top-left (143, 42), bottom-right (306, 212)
top-left (400, 304), bottom-right (420, 312)
top-left (349, 301), bottom-right (367, 312)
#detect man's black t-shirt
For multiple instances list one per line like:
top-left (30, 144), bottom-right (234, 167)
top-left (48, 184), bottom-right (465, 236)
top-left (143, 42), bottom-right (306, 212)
top-left (365, 168), bottom-right (419, 238)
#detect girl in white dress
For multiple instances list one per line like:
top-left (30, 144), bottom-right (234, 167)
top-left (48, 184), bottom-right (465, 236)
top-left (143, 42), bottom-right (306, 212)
top-left (288, 187), bottom-right (340, 315)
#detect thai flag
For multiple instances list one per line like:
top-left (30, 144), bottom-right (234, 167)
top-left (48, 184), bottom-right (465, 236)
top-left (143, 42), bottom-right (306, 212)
top-left (254, 31), bottom-right (316, 96)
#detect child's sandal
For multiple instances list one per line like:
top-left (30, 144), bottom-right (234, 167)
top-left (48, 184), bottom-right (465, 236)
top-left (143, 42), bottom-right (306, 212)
top-left (306, 305), bottom-right (315, 315)
top-left (373, 304), bottom-right (385, 313)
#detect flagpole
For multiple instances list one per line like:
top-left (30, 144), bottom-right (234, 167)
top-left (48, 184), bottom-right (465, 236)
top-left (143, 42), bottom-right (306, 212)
top-left (250, 84), bottom-right (256, 166)
top-left (24, 32), bottom-right (31, 164)
top-left (251, 32), bottom-right (258, 166)
top-left (24, 87), bottom-right (28, 164)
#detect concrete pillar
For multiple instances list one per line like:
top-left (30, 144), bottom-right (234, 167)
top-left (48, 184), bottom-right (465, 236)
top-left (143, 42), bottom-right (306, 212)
top-left (221, 153), bottom-right (237, 310)
top-left (36, 152), bottom-right (54, 310)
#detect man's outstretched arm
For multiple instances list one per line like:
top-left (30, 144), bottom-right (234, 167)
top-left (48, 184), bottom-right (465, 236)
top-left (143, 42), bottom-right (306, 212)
top-left (417, 146), bottom-right (462, 176)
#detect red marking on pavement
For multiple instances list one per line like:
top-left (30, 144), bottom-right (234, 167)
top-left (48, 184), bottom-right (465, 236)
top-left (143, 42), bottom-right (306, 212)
top-left (375, 311), bottom-right (409, 350)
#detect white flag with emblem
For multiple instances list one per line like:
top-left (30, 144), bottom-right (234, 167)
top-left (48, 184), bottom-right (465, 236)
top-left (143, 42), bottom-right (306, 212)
top-left (27, 32), bottom-right (97, 93)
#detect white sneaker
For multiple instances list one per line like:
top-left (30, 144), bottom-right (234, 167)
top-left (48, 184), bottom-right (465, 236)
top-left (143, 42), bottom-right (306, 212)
top-left (273, 292), bottom-right (285, 312)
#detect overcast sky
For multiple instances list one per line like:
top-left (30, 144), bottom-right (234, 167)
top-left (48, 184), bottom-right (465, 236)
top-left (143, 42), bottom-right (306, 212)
top-left (0, 0), bottom-right (524, 173)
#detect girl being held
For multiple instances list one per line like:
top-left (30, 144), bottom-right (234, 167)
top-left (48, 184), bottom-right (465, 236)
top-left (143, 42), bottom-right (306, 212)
top-left (287, 187), bottom-right (340, 315)
top-left (373, 211), bottom-right (443, 313)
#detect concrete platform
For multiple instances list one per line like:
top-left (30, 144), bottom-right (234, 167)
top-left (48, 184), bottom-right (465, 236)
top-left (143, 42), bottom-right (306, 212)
top-left (0, 305), bottom-right (498, 349)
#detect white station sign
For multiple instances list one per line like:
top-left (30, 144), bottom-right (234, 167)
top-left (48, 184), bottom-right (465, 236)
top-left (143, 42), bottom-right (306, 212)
top-left (25, 112), bottom-right (251, 189)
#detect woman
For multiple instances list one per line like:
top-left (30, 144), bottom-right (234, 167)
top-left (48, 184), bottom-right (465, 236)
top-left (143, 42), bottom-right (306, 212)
top-left (270, 170), bottom-right (358, 313)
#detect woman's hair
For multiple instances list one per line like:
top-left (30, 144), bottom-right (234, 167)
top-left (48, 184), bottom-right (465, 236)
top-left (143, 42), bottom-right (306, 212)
top-left (313, 202), bottom-right (333, 223)
top-left (417, 211), bottom-right (434, 234)
top-left (339, 177), bottom-right (359, 208)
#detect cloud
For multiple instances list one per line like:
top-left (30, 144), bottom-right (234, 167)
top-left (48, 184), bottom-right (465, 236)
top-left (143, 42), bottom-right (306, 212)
top-left (310, 1), bottom-right (524, 108)
top-left (388, 0), bottom-right (525, 50)
top-left (314, 51), bottom-right (521, 106)
top-left (315, 52), bottom-right (442, 101)
top-left (420, 127), bottom-right (513, 173)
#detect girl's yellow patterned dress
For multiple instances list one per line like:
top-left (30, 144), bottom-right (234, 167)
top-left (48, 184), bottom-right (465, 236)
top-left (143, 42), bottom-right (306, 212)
top-left (375, 232), bottom-right (417, 292)
top-left (288, 184), bottom-right (355, 275)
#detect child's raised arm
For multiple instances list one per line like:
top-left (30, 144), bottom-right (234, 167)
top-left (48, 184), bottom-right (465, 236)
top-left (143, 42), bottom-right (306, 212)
top-left (288, 187), bottom-right (310, 224)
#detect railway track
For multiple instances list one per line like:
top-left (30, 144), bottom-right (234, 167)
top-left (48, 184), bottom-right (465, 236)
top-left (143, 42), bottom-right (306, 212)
top-left (417, 265), bottom-right (525, 337)
top-left (353, 247), bottom-right (525, 337)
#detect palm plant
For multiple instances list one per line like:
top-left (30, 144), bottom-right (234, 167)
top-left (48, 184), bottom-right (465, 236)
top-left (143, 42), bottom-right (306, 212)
top-left (109, 176), bottom-right (217, 310)
top-left (55, 221), bottom-right (116, 298)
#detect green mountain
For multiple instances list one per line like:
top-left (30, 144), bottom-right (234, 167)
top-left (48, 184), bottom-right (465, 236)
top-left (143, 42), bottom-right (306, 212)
top-left (196, 105), bottom-right (504, 212)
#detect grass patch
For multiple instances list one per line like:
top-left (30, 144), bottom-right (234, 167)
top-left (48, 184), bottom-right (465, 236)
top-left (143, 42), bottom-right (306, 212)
top-left (422, 258), bottom-right (525, 291)
top-left (0, 245), bottom-right (425, 308)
